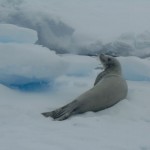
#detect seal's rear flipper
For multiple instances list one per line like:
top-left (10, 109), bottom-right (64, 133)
top-left (41, 112), bottom-right (52, 117)
top-left (41, 100), bottom-right (78, 121)
top-left (41, 107), bottom-right (72, 120)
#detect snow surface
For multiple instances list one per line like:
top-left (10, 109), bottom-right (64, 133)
top-left (0, 75), bottom-right (150, 150)
top-left (0, 1), bottom-right (150, 150)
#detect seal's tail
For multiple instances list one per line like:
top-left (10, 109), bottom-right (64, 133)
top-left (41, 100), bottom-right (78, 121)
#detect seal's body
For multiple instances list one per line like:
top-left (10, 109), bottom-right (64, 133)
top-left (42, 54), bottom-right (128, 121)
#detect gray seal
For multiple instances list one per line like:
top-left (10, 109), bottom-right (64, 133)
top-left (42, 54), bottom-right (128, 121)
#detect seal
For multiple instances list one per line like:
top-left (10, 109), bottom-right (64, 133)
top-left (42, 54), bottom-right (128, 121)
top-left (94, 54), bottom-right (121, 86)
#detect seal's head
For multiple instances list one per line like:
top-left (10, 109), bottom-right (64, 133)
top-left (99, 54), bottom-right (121, 74)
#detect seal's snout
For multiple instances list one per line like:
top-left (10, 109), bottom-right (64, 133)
top-left (100, 53), bottom-right (105, 58)
top-left (99, 53), bottom-right (106, 62)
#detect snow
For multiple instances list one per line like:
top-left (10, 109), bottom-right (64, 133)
top-left (1, 0), bottom-right (150, 56)
top-left (0, 24), bottom-right (37, 44)
top-left (0, 24), bottom-right (97, 91)
top-left (0, 42), bottom-right (150, 91)
top-left (0, 43), bottom-right (98, 91)
top-left (119, 57), bottom-right (150, 81)
top-left (7, 0), bottom-right (150, 41)
top-left (0, 0), bottom-right (150, 149)
top-left (0, 43), bottom-right (67, 91)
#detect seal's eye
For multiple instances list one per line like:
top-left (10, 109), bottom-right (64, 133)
top-left (108, 58), bottom-right (111, 62)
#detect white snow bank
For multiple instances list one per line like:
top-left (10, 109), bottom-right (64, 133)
top-left (0, 43), bottom-right (67, 91)
top-left (0, 44), bottom-right (98, 91)
top-left (0, 24), bottom-right (37, 43)
top-left (0, 44), bottom-right (150, 91)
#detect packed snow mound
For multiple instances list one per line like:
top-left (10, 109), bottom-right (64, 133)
top-left (0, 45), bottom-right (150, 91)
top-left (0, 24), bottom-right (37, 43)
top-left (0, 43), bottom-right (67, 91)
top-left (0, 44), bottom-right (98, 91)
